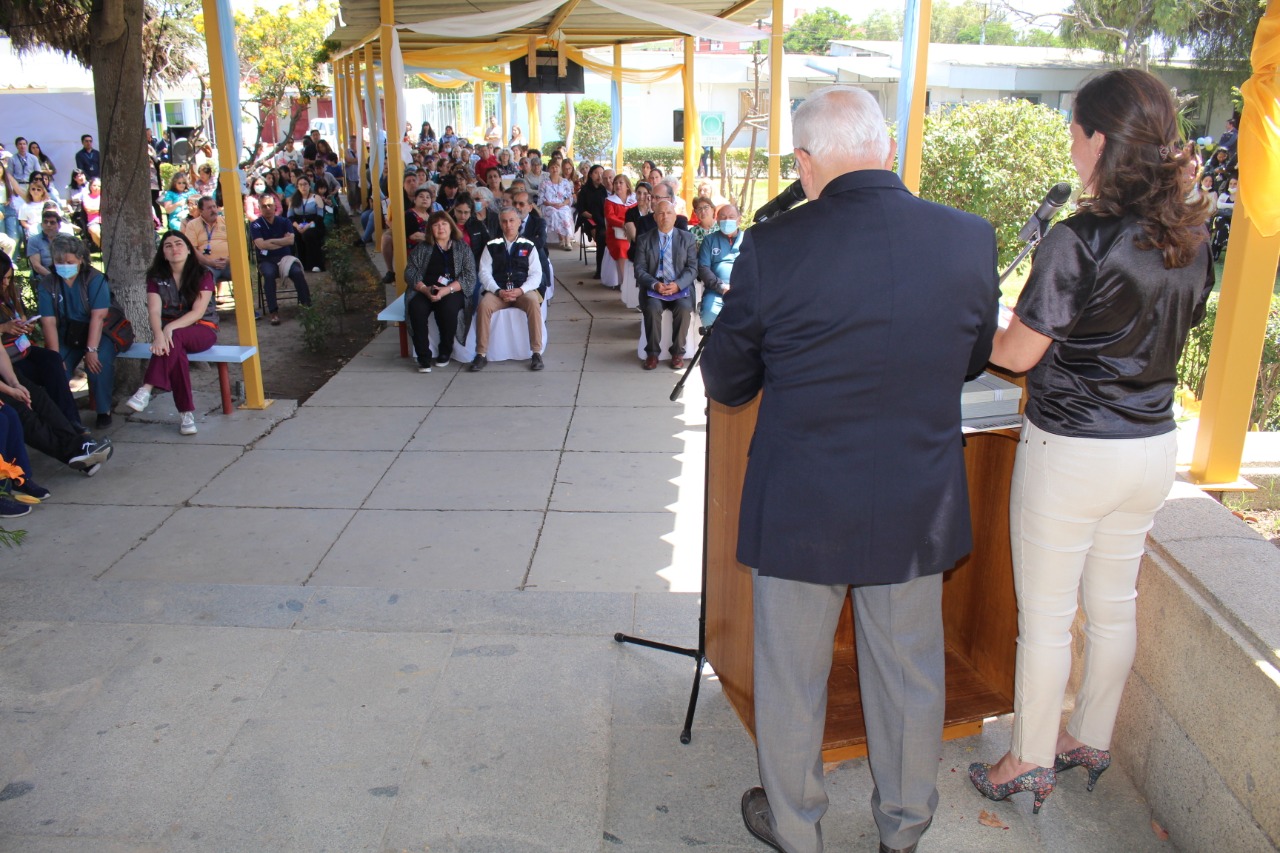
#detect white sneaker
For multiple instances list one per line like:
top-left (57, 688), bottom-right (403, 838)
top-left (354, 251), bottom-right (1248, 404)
top-left (436, 358), bottom-right (451, 368)
top-left (417, 364), bottom-right (432, 373)
top-left (179, 412), bottom-right (197, 435)
top-left (125, 388), bottom-right (152, 412)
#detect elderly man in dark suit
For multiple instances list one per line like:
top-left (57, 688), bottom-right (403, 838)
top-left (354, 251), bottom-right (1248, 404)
top-left (635, 199), bottom-right (698, 370)
top-left (700, 85), bottom-right (999, 853)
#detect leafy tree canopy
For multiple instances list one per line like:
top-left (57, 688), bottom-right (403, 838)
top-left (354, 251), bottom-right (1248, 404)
top-left (783, 6), bottom-right (856, 54)
top-left (854, 1), bottom-right (1064, 46)
top-left (918, 98), bottom-right (1076, 268)
top-left (554, 98), bottom-right (612, 161)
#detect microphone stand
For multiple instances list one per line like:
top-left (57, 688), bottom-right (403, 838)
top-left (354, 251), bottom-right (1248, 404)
top-left (613, 323), bottom-right (713, 745)
top-left (1000, 208), bottom-right (1054, 286)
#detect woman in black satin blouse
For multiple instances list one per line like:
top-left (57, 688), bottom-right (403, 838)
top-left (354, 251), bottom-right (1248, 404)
top-left (968, 69), bottom-right (1216, 814)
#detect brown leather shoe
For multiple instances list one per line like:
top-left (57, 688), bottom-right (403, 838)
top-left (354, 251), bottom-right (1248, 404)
top-left (741, 788), bottom-right (783, 852)
top-left (670, 355), bottom-right (685, 370)
top-left (643, 355), bottom-right (659, 370)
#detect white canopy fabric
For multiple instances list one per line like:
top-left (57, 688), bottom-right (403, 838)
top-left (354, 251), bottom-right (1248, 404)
top-left (400, 0), bottom-right (766, 43)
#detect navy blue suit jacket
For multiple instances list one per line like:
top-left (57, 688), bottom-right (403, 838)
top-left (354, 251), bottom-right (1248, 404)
top-left (700, 169), bottom-right (999, 586)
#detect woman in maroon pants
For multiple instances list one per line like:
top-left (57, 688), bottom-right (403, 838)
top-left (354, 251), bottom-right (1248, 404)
top-left (124, 231), bottom-right (217, 435)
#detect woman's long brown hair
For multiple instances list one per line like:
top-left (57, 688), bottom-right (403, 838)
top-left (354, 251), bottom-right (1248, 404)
top-left (1073, 68), bottom-right (1208, 269)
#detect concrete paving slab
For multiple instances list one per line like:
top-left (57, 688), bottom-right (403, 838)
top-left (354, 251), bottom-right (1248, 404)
top-left (526, 510), bottom-right (685, 593)
top-left (608, 645), bottom-right (746, 733)
top-left (408, 406), bottom-right (572, 452)
top-left (583, 337), bottom-right (658, 372)
top-left (312, 509), bottom-right (541, 589)
top-left (0, 839), bottom-right (166, 852)
top-left (114, 399), bottom-right (297, 446)
top-left (631, 591), bottom-right (705, 645)
top-left (567, 406), bottom-right (705, 453)
top-left (191, 448), bottom-right (397, 509)
top-left (0, 622), bottom-right (142, 716)
top-left (601, 724), bottom-right (760, 852)
top-left (4, 698), bottom-right (243, 839)
top-left (256, 629), bottom-right (453, 725)
top-left (552, 451), bottom-right (691, 513)
top-left (106, 508), bottom-right (355, 585)
top-left (546, 317), bottom-right (593, 341)
top-left (433, 370), bottom-right (581, 407)
top-left (465, 339), bottom-right (587, 373)
top-left (164, 717), bottom-right (417, 853)
top-left (0, 505), bottom-right (170, 583)
top-left (303, 369), bottom-right (450, 407)
top-left (294, 588), bottom-right (633, 637)
top-left (255, 406), bottom-right (426, 451)
top-left (364, 451), bottom-right (559, 511)
top-left (576, 369), bottom-right (686, 406)
top-left (77, 624), bottom-right (293, 721)
top-left (382, 634), bottom-right (614, 853)
top-left (25, 442), bottom-right (245, 507)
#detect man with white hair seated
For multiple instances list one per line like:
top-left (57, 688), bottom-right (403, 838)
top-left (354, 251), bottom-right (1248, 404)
top-left (700, 85), bottom-right (999, 853)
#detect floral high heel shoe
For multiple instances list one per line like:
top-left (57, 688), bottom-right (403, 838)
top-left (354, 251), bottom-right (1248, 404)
top-left (968, 763), bottom-right (1056, 814)
top-left (1054, 745), bottom-right (1111, 792)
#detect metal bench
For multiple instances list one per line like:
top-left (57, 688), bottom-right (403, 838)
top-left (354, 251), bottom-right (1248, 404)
top-left (117, 343), bottom-right (257, 414)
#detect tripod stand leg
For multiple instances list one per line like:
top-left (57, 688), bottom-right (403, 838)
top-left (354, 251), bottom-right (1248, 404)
top-left (680, 654), bottom-right (706, 745)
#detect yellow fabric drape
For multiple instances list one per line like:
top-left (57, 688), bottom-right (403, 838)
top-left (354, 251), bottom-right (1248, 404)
top-left (401, 38), bottom-right (683, 85)
top-left (415, 73), bottom-right (470, 89)
top-left (527, 93), bottom-right (541, 148)
top-left (1239, 1), bottom-right (1280, 237)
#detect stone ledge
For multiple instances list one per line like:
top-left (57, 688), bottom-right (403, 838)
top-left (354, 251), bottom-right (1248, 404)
top-left (1115, 483), bottom-right (1280, 850)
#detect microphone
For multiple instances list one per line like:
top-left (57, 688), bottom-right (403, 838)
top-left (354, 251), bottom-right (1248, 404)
top-left (752, 180), bottom-right (807, 223)
top-left (1017, 182), bottom-right (1072, 242)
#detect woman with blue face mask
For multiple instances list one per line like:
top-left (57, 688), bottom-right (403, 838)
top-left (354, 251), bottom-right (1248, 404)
top-left (696, 204), bottom-right (744, 329)
top-left (36, 235), bottom-right (119, 429)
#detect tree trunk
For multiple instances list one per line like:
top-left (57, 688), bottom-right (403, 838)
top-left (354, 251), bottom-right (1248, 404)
top-left (91, 0), bottom-right (152, 392)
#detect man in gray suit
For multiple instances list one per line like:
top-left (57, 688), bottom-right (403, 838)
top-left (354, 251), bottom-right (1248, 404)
top-left (634, 200), bottom-right (698, 370)
top-left (700, 86), bottom-right (999, 853)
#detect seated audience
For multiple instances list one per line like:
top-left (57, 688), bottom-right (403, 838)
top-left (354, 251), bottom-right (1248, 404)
top-left (696, 204), bottom-right (743, 328)
top-left (287, 176), bottom-right (328, 272)
top-left (404, 211), bottom-right (475, 372)
top-left (36, 235), bottom-right (119, 428)
top-left (124, 231), bottom-right (218, 436)
top-left (183, 196), bottom-right (234, 304)
top-left (539, 165), bottom-right (575, 251)
top-left (471, 208), bottom-right (544, 372)
top-left (161, 171), bottom-right (196, 231)
top-left (635, 200), bottom-right (697, 370)
top-left (576, 165), bottom-right (609, 279)
top-left (604, 174), bottom-right (636, 285)
top-left (250, 194), bottom-right (312, 325)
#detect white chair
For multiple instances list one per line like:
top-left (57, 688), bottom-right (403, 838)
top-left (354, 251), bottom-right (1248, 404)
top-left (637, 308), bottom-right (701, 362)
top-left (602, 260), bottom-right (638, 308)
top-left (378, 292), bottom-right (475, 364)
top-left (464, 295), bottom-right (550, 361)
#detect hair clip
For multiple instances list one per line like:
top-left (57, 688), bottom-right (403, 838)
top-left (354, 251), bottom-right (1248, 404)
top-left (1158, 145), bottom-right (1171, 159)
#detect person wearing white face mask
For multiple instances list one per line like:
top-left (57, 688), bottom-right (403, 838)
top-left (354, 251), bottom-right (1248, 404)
top-left (36, 235), bottom-right (120, 429)
top-left (696, 204), bottom-right (744, 328)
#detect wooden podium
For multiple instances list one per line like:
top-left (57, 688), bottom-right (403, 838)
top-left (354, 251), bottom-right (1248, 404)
top-left (705, 396), bottom-right (1020, 761)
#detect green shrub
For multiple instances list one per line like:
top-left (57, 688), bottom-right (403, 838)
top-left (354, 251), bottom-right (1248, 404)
top-left (323, 224), bottom-right (374, 314)
top-left (918, 99), bottom-right (1076, 269)
top-left (298, 297), bottom-right (335, 354)
top-left (554, 99), bottom-right (613, 161)
top-left (159, 163), bottom-right (178, 191)
top-left (1175, 293), bottom-right (1280, 431)
top-left (625, 147), bottom-right (684, 176)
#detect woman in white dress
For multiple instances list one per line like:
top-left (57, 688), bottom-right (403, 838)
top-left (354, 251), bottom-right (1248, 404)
top-left (540, 168), bottom-right (575, 250)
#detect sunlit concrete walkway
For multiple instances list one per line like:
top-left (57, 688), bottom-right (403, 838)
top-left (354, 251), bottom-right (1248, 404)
top-left (0, 257), bottom-right (1172, 851)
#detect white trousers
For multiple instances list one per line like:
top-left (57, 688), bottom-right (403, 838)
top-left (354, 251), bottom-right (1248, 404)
top-left (1009, 419), bottom-right (1176, 767)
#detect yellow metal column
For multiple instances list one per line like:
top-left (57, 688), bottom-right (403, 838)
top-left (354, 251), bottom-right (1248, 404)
top-left (364, 43), bottom-right (383, 246)
top-left (200, 0), bottom-right (266, 408)
top-left (333, 61), bottom-right (345, 166)
top-left (682, 37), bottom-right (698, 207)
top-left (1190, 211), bottom-right (1280, 484)
top-left (474, 83), bottom-right (485, 140)
top-left (1190, 0), bottom-right (1280, 485)
top-left (500, 83), bottom-right (509, 149)
top-left (346, 55), bottom-right (361, 207)
top-left (380, 0), bottom-right (407, 294)
top-left (767, 0), bottom-right (783, 197)
top-left (527, 93), bottom-right (541, 149)
top-left (613, 45), bottom-right (623, 171)
top-left (901, 0), bottom-right (933, 194)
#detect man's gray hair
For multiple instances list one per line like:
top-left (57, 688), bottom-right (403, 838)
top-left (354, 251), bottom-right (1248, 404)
top-left (793, 86), bottom-right (890, 164)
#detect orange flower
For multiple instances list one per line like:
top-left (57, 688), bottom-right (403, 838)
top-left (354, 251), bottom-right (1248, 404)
top-left (0, 457), bottom-right (25, 487)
